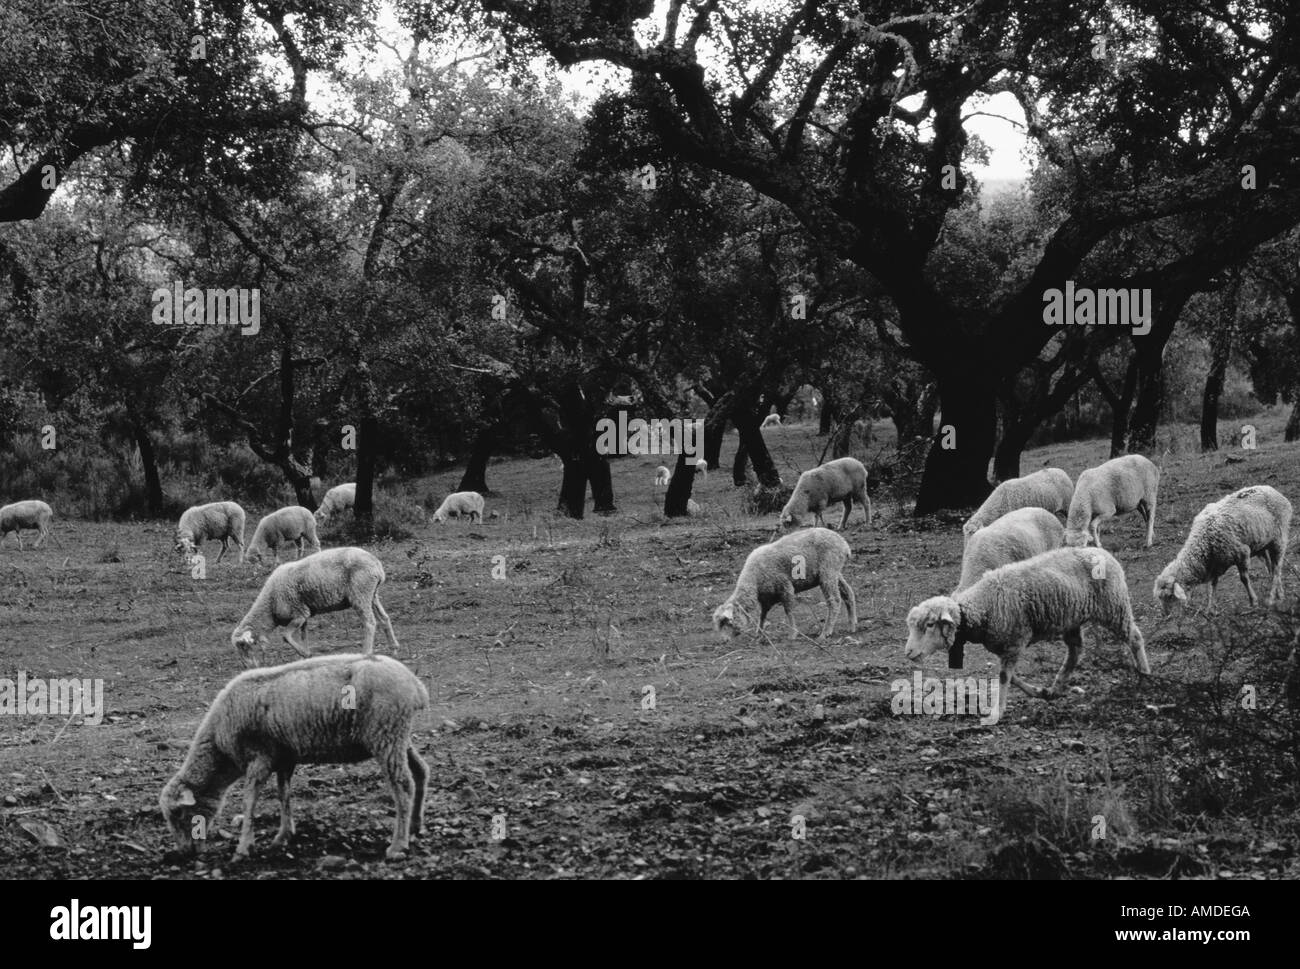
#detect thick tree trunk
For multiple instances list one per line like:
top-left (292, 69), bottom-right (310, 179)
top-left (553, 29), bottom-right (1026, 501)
top-left (992, 416), bottom-right (1035, 482)
top-left (354, 415), bottom-right (378, 522)
top-left (818, 399), bottom-right (835, 436)
top-left (1200, 328), bottom-right (1234, 451)
top-left (1109, 358), bottom-right (1139, 457)
top-left (587, 446), bottom-right (615, 513)
top-left (130, 420), bottom-right (164, 515)
top-left (732, 435), bottom-right (749, 486)
top-left (664, 450), bottom-right (696, 516)
top-left (1127, 343), bottom-right (1166, 453)
top-left (556, 455), bottom-right (587, 518)
top-left (703, 416), bottom-right (726, 470)
top-left (913, 374), bottom-right (995, 514)
top-left (459, 424), bottom-right (499, 494)
top-left (734, 412), bottom-right (781, 487)
top-left (1286, 398), bottom-right (1300, 442)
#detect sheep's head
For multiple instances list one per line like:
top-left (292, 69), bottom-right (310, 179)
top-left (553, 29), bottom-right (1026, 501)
top-left (173, 533), bottom-right (196, 556)
top-left (159, 779), bottom-right (222, 854)
top-left (431, 511), bottom-right (447, 524)
top-left (905, 597), bottom-right (960, 661)
top-left (313, 507), bottom-right (328, 523)
top-left (1063, 527), bottom-right (1091, 548)
top-left (712, 600), bottom-right (754, 639)
top-left (779, 492), bottom-right (807, 528)
top-left (1153, 569), bottom-right (1189, 616)
top-left (231, 628), bottom-right (264, 668)
top-left (961, 520), bottom-right (979, 542)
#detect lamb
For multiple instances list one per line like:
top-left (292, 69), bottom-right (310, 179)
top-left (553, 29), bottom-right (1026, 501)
top-left (654, 466), bottom-right (671, 487)
top-left (956, 507), bottom-right (1065, 592)
top-left (174, 501), bottom-right (246, 564)
top-left (431, 491), bottom-right (484, 523)
top-left (231, 547), bottom-right (399, 667)
top-left (245, 506), bottom-right (322, 564)
top-left (314, 482), bottom-right (356, 524)
top-left (1064, 454), bottom-right (1159, 548)
top-left (159, 653), bottom-right (428, 860)
top-left (904, 546), bottom-right (1150, 726)
top-left (712, 527), bottom-right (857, 641)
top-left (0, 500), bottom-right (54, 550)
top-left (760, 413), bottom-right (782, 429)
top-left (780, 456), bottom-right (871, 530)
top-left (962, 468), bottom-right (1073, 541)
top-left (1154, 485), bottom-right (1292, 614)
top-left (695, 457), bottom-right (708, 479)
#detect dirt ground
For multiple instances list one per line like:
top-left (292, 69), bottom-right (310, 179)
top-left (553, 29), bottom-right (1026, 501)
top-left (2, 413), bottom-right (1298, 879)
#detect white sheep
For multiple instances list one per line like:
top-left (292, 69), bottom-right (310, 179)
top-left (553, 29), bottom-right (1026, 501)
top-left (780, 456), bottom-right (871, 530)
top-left (713, 527), bottom-right (857, 641)
top-left (174, 501), bottom-right (246, 564)
top-left (905, 546), bottom-right (1150, 726)
top-left (687, 498), bottom-right (702, 515)
top-left (963, 468), bottom-right (1073, 541)
top-left (695, 457), bottom-right (708, 479)
top-left (245, 506), bottom-right (322, 564)
top-left (956, 507), bottom-right (1065, 592)
top-left (760, 413), bottom-right (782, 429)
top-left (159, 653), bottom-right (428, 860)
top-left (654, 466), bottom-right (671, 487)
top-left (1154, 485), bottom-right (1292, 614)
top-left (314, 482), bottom-right (356, 524)
top-left (432, 491), bottom-right (484, 523)
top-left (231, 547), bottom-right (399, 667)
top-left (1064, 454), bottom-right (1159, 548)
top-left (0, 500), bottom-right (54, 549)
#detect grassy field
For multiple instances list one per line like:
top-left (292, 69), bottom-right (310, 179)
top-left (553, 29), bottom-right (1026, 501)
top-left (2, 410), bottom-right (1298, 880)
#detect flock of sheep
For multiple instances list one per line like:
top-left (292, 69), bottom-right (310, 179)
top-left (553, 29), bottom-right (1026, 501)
top-left (5, 445), bottom-right (1292, 863)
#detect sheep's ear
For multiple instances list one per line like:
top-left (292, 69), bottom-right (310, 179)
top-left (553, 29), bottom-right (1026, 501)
top-left (1173, 582), bottom-right (1188, 602)
top-left (939, 606), bottom-right (958, 625)
top-left (177, 786), bottom-right (196, 807)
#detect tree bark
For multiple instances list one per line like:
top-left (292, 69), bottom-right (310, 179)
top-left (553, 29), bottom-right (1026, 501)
top-left (459, 424), bottom-right (500, 494)
top-left (556, 455), bottom-right (587, 518)
top-left (1127, 341), bottom-right (1166, 453)
top-left (1200, 323), bottom-right (1235, 451)
top-left (732, 435), bottom-right (749, 486)
top-left (913, 375), bottom-right (994, 514)
top-left (130, 419), bottom-right (164, 515)
top-left (733, 411), bottom-right (781, 487)
top-left (703, 416), bottom-right (726, 470)
top-left (1287, 398), bottom-right (1300, 442)
top-left (664, 450), bottom-right (696, 516)
top-left (354, 415), bottom-right (378, 522)
top-left (818, 398), bottom-right (835, 436)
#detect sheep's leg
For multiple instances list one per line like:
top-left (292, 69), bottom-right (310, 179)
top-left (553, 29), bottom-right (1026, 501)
top-left (373, 595), bottom-right (400, 652)
top-left (1126, 621), bottom-right (1151, 675)
top-left (271, 765), bottom-right (296, 846)
top-left (1267, 540), bottom-right (1286, 605)
top-left (383, 750), bottom-right (415, 859)
top-left (15, 531), bottom-right (23, 551)
top-left (215, 540), bottom-right (227, 564)
top-left (32, 525), bottom-right (43, 548)
top-left (407, 748), bottom-right (428, 837)
top-left (817, 579), bottom-right (841, 640)
top-left (981, 649), bottom-right (1023, 726)
top-left (1046, 629), bottom-right (1083, 697)
top-left (838, 576), bottom-right (858, 633)
top-left (236, 758), bottom-right (273, 858)
top-left (1091, 518), bottom-right (1104, 549)
top-left (1145, 490), bottom-right (1157, 546)
top-left (282, 618), bottom-right (313, 658)
top-left (839, 496), bottom-right (852, 530)
top-left (780, 585), bottom-right (800, 640)
top-left (1236, 548), bottom-right (1258, 606)
top-left (861, 490), bottom-right (873, 528)
top-left (1206, 580), bottom-right (1218, 614)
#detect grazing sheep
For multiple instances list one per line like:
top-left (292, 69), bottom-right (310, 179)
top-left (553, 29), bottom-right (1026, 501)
top-left (246, 506), bottom-right (321, 564)
top-left (654, 466), bottom-right (671, 487)
top-left (231, 547), bottom-right (399, 667)
top-left (159, 653), bottom-right (428, 860)
top-left (431, 491), bottom-right (484, 523)
top-left (694, 457), bottom-right (708, 479)
top-left (1154, 485), bottom-right (1292, 614)
top-left (780, 456), bottom-right (871, 530)
top-left (174, 501), bottom-right (246, 564)
top-left (0, 500), bottom-right (54, 550)
top-left (761, 413), bottom-right (782, 429)
top-left (607, 394), bottom-right (635, 406)
top-left (713, 528), bottom-right (857, 641)
top-left (1065, 454), bottom-right (1159, 548)
top-left (956, 507), bottom-right (1065, 592)
top-left (963, 468), bottom-right (1073, 541)
top-left (905, 547), bottom-right (1149, 725)
top-left (314, 483), bottom-right (356, 524)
